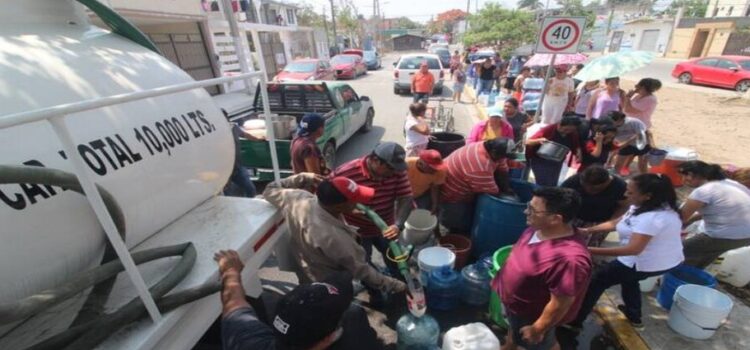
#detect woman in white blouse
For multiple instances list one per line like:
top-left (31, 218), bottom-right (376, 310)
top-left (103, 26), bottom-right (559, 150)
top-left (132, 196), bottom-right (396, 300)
top-left (568, 174), bottom-right (684, 329)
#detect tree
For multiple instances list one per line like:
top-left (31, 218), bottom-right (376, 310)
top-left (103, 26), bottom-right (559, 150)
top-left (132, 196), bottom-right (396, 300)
top-left (557, 0), bottom-right (596, 29)
top-left (395, 17), bottom-right (421, 30)
top-left (518, 0), bottom-right (544, 10)
top-left (426, 9), bottom-right (467, 34)
top-left (296, 4), bottom-right (324, 27)
top-left (665, 0), bottom-right (709, 17)
top-left (464, 4), bottom-right (537, 56)
top-left (337, 5), bottom-right (363, 47)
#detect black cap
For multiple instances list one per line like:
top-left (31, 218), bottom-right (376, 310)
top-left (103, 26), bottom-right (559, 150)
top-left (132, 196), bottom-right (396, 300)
top-left (484, 137), bottom-right (516, 160)
top-left (272, 272), bottom-right (354, 349)
top-left (371, 142), bottom-right (407, 172)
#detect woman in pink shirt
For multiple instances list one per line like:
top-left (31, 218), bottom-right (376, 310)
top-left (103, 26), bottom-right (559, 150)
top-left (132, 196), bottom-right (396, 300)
top-left (623, 78), bottom-right (662, 129)
top-left (467, 106), bottom-right (515, 143)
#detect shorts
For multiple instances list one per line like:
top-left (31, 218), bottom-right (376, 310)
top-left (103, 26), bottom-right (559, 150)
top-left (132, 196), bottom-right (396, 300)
top-left (504, 76), bottom-right (517, 90)
top-left (453, 82), bottom-right (465, 93)
top-left (618, 144), bottom-right (651, 156)
top-left (506, 311), bottom-right (557, 350)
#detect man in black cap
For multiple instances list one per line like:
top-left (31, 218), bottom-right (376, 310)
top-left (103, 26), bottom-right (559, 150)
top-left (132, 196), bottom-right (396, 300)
top-left (216, 250), bottom-right (381, 350)
top-left (263, 173), bottom-right (405, 293)
top-left (291, 113), bottom-right (329, 175)
top-left (333, 142), bottom-right (413, 278)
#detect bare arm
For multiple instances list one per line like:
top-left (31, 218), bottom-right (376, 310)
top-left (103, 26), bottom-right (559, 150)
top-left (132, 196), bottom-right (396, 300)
top-left (303, 157), bottom-right (322, 174)
top-left (411, 119), bottom-right (431, 135)
top-left (580, 215), bottom-right (621, 235)
top-left (215, 250), bottom-right (251, 317)
top-left (521, 294), bottom-right (576, 344)
top-left (525, 137), bottom-right (548, 146)
top-left (430, 185), bottom-right (440, 214)
top-left (681, 198), bottom-right (706, 224)
top-left (590, 233), bottom-right (652, 256)
top-left (395, 195), bottom-right (414, 229)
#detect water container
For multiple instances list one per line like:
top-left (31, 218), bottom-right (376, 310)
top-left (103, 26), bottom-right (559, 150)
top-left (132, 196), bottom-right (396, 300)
top-left (461, 262), bottom-right (491, 306)
top-left (427, 132), bottom-right (466, 158)
top-left (471, 180), bottom-right (536, 257)
top-left (657, 264), bottom-right (717, 310)
top-left (488, 246), bottom-right (513, 327)
top-left (439, 234), bottom-right (472, 269)
top-left (426, 267), bottom-right (462, 311)
top-left (668, 284), bottom-right (733, 340)
top-left (418, 247), bottom-right (456, 286)
top-left (404, 209), bottom-right (438, 246)
top-left (715, 246), bottom-right (750, 287)
top-left (649, 147), bottom-right (698, 187)
top-left (397, 313), bottom-right (440, 350)
top-left (442, 323), bottom-right (500, 350)
top-left (477, 94), bottom-right (489, 107)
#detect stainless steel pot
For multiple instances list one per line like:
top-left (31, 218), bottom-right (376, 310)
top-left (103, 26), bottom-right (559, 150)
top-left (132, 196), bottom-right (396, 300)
top-left (537, 141), bottom-right (570, 162)
top-left (269, 115), bottom-right (297, 140)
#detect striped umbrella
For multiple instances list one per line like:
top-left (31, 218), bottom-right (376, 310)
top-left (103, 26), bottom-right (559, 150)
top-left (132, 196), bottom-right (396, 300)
top-left (574, 51), bottom-right (656, 81)
top-left (524, 53), bottom-right (588, 67)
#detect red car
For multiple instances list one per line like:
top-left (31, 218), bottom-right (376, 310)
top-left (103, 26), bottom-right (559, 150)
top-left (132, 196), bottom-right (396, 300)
top-left (273, 59), bottom-right (336, 82)
top-left (672, 55), bottom-right (750, 92)
top-left (331, 54), bottom-right (367, 79)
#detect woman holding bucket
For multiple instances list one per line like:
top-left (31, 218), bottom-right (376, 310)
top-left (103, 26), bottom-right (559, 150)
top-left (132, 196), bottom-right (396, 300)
top-left (525, 116), bottom-right (582, 186)
top-left (568, 174), bottom-right (684, 330)
top-left (678, 161), bottom-right (750, 269)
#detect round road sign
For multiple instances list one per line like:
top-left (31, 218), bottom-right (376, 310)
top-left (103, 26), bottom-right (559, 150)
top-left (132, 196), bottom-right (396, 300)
top-left (541, 19), bottom-right (582, 52)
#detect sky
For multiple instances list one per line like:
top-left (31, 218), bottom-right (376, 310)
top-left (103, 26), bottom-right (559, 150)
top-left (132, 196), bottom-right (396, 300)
top-left (300, 0), bottom-right (519, 23)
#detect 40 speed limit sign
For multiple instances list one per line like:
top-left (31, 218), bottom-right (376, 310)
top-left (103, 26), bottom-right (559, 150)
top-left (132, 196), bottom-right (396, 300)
top-left (535, 17), bottom-right (587, 54)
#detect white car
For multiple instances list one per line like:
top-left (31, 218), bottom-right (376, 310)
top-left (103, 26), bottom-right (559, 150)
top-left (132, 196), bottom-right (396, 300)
top-left (392, 54), bottom-right (445, 95)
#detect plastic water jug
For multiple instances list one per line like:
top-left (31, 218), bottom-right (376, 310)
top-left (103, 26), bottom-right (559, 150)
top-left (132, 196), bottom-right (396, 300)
top-left (426, 266), bottom-right (461, 311)
top-left (442, 323), bottom-right (500, 350)
top-left (716, 246), bottom-right (750, 287)
top-left (460, 263), bottom-right (491, 306)
top-left (397, 313), bottom-right (440, 350)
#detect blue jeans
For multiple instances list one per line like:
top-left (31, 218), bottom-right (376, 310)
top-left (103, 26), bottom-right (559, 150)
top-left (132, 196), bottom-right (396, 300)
top-left (226, 166), bottom-right (257, 197)
top-left (479, 79), bottom-right (494, 95)
top-left (413, 92), bottom-right (430, 103)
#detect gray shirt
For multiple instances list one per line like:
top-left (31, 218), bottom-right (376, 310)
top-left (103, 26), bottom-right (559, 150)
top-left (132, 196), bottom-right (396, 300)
top-left (614, 117), bottom-right (646, 145)
top-left (689, 179), bottom-right (750, 239)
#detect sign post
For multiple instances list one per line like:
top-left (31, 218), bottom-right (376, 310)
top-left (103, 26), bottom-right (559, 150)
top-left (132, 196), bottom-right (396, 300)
top-left (533, 16), bottom-right (587, 121)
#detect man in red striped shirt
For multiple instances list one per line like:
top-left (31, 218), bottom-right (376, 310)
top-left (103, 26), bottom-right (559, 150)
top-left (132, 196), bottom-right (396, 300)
top-left (440, 137), bottom-right (516, 233)
top-left (333, 142), bottom-right (414, 276)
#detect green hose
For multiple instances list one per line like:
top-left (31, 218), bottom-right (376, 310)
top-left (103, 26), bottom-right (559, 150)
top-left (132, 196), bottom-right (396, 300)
top-left (355, 204), bottom-right (410, 276)
top-left (76, 0), bottom-right (161, 54)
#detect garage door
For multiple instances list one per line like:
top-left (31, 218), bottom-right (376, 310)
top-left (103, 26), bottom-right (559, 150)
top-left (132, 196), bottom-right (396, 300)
top-left (144, 23), bottom-right (220, 95)
top-left (639, 30), bottom-right (660, 52)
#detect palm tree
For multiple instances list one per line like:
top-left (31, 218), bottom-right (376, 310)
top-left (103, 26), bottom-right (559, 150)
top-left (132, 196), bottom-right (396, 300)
top-left (518, 0), bottom-right (544, 10)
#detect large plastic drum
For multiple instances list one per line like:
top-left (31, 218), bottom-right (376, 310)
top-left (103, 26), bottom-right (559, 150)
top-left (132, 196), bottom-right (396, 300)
top-left (470, 180), bottom-right (536, 258)
top-left (427, 132), bottom-right (465, 158)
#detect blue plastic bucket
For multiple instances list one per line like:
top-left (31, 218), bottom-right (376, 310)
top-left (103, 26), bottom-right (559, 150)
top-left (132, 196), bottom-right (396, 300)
top-left (470, 180), bottom-right (536, 257)
top-left (657, 264), bottom-right (717, 310)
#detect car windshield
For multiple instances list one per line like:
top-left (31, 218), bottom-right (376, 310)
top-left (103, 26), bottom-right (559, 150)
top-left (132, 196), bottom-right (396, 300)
top-left (435, 49), bottom-right (450, 57)
top-left (283, 62), bottom-right (317, 73)
top-left (331, 55), bottom-right (356, 65)
top-left (740, 60), bottom-right (750, 71)
top-left (363, 51), bottom-right (376, 60)
top-left (398, 57), bottom-right (441, 70)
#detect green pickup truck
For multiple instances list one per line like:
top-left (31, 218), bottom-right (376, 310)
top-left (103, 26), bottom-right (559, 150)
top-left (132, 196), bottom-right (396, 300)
top-left (235, 82), bottom-right (375, 181)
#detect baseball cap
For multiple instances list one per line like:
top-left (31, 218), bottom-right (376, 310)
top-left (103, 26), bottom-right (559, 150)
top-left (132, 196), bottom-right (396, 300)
top-left (419, 150), bottom-right (446, 171)
top-left (272, 272), bottom-right (354, 349)
top-left (329, 177), bottom-right (375, 203)
top-left (486, 105), bottom-right (504, 118)
top-left (372, 142), bottom-right (407, 172)
top-left (297, 113), bottom-right (325, 137)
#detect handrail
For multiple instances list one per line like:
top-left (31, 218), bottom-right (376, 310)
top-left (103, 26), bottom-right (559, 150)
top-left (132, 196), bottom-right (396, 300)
top-left (0, 72), bottom-right (264, 128)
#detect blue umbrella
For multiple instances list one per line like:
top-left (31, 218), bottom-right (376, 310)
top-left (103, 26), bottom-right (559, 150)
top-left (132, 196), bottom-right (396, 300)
top-left (575, 51), bottom-right (656, 81)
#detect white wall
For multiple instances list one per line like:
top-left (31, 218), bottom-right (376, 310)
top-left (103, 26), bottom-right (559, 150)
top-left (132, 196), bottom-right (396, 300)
top-left (107, 0), bottom-right (204, 16)
top-left (618, 21), bottom-right (674, 54)
top-left (706, 0), bottom-right (750, 17)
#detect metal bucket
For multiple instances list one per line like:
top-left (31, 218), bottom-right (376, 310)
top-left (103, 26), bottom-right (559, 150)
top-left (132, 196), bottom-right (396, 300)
top-left (271, 115), bottom-right (297, 140)
top-left (537, 141), bottom-right (570, 162)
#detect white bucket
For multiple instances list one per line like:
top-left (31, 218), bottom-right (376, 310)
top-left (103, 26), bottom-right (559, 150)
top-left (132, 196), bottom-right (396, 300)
top-left (639, 276), bottom-right (660, 292)
top-left (442, 322), bottom-right (500, 350)
top-left (418, 247), bottom-right (455, 286)
top-left (403, 209), bottom-right (438, 246)
top-left (668, 284), bottom-right (733, 340)
top-left (716, 246), bottom-right (750, 287)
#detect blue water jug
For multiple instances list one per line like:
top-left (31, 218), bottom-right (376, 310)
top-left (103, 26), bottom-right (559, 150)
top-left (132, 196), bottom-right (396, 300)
top-left (396, 313), bottom-right (440, 350)
top-left (461, 262), bottom-right (492, 306)
top-left (426, 266), bottom-right (461, 311)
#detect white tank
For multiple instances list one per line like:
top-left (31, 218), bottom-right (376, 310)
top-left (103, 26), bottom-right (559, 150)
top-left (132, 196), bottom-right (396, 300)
top-left (0, 0), bottom-right (234, 305)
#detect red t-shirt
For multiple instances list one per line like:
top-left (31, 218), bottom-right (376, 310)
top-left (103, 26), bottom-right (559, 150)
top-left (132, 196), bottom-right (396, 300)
top-left (290, 136), bottom-right (327, 175)
top-left (333, 157), bottom-right (413, 238)
top-left (496, 228), bottom-right (592, 323)
top-left (525, 124), bottom-right (580, 161)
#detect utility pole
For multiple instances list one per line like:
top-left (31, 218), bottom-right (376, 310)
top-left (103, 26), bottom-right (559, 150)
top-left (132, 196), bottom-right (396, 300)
top-left (322, 5), bottom-right (330, 54)
top-left (330, 0), bottom-right (338, 53)
top-left (465, 0), bottom-right (470, 33)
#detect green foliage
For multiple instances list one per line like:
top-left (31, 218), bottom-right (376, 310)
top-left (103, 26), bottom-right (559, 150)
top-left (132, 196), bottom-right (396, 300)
top-left (557, 0), bottom-right (596, 30)
top-left (296, 4), bottom-right (324, 27)
top-left (464, 4), bottom-right (537, 56)
top-left (518, 0), bottom-right (544, 10)
top-left (395, 17), bottom-right (422, 30)
top-left (665, 0), bottom-right (709, 17)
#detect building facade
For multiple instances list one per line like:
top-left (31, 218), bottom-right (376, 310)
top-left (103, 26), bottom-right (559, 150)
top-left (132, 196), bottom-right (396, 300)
top-left (607, 18), bottom-right (674, 55)
top-left (706, 0), bottom-right (750, 18)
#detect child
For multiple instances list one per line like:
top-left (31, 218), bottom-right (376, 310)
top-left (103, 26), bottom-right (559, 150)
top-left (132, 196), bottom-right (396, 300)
top-left (453, 63), bottom-right (467, 103)
top-left (580, 125), bottom-right (618, 171)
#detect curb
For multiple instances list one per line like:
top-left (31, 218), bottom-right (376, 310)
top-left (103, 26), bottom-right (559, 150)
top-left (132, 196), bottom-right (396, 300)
top-left (464, 84), bottom-right (489, 121)
top-left (594, 292), bottom-right (650, 350)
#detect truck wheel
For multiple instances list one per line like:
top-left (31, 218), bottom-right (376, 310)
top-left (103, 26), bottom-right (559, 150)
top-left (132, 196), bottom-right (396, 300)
top-left (434, 87), bottom-right (444, 95)
top-left (323, 141), bottom-right (336, 170)
top-left (394, 87), bottom-right (400, 95)
top-left (359, 108), bottom-right (374, 133)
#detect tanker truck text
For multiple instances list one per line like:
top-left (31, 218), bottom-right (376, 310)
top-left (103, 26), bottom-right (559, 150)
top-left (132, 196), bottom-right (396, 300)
top-left (0, 109), bottom-right (217, 211)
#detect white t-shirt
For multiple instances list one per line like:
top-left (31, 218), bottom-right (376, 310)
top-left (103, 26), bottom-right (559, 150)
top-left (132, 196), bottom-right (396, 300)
top-left (614, 117), bottom-right (646, 144)
top-left (689, 179), bottom-right (750, 239)
top-left (616, 205), bottom-right (684, 272)
top-left (404, 115), bottom-right (429, 148)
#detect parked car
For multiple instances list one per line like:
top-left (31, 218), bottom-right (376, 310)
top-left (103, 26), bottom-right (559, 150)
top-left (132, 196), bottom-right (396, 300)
top-left (273, 58), bottom-right (335, 82)
top-left (392, 53), bottom-right (444, 95)
top-left (428, 43), bottom-right (449, 52)
top-left (430, 47), bottom-right (452, 69)
top-left (331, 54), bottom-right (367, 79)
top-left (363, 50), bottom-right (381, 70)
top-left (672, 55), bottom-right (750, 92)
top-left (232, 82), bottom-right (375, 181)
top-left (342, 49), bottom-right (364, 58)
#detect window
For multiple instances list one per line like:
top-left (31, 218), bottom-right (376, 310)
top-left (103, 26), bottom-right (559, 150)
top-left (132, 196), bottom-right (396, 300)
top-left (717, 59), bottom-right (739, 70)
top-left (398, 57), bottom-right (441, 70)
top-left (728, 6), bottom-right (734, 16)
top-left (286, 9), bottom-right (295, 25)
top-left (696, 58), bottom-right (718, 67)
top-left (739, 60), bottom-right (750, 71)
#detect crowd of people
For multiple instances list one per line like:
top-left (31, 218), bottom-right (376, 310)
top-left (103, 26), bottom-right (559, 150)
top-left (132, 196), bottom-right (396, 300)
top-left (213, 50), bottom-right (750, 350)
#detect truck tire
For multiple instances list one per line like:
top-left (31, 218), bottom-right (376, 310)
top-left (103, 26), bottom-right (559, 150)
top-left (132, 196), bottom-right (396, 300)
top-left (359, 108), bottom-right (374, 133)
top-left (434, 87), bottom-right (444, 95)
top-left (323, 141), bottom-right (336, 170)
